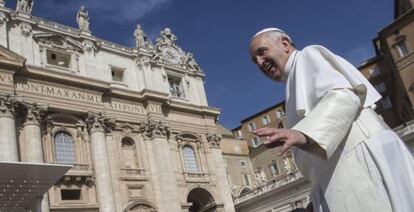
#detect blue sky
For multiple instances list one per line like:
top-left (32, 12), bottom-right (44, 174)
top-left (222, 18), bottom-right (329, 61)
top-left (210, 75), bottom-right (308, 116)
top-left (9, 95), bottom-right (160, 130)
top-left (6, 0), bottom-right (394, 129)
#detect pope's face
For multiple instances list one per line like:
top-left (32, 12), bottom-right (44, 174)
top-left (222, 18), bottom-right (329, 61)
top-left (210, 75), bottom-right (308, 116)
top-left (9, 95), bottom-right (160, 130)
top-left (249, 34), bottom-right (291, 82)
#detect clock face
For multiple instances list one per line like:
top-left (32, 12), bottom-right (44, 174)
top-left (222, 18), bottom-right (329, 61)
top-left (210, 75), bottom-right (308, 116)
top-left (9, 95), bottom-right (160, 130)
top-left (162, 46), bottom-right (180, 64)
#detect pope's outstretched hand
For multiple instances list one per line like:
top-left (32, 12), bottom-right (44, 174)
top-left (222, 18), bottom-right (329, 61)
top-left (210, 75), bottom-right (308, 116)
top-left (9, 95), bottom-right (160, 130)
top-left (254, 128), bottom-right (308, 155)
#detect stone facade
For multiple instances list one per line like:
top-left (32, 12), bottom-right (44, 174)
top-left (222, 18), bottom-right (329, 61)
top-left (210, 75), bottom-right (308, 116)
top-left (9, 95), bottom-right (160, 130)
top-left (359, 0), bottom-right (414, 151)
top-left (227, 103), bottom-right (311, 211)
top-left (0, 3), bottom-right (234, 212)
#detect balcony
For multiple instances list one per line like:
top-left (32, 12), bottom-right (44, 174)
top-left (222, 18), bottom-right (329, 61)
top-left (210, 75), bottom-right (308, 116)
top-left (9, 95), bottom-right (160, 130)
top-left (119, 168), bottom-right (147, 181)
top-left (234, 169), bottom-right (304, 204)
top-left (183, 171), bottom-right (210, 183)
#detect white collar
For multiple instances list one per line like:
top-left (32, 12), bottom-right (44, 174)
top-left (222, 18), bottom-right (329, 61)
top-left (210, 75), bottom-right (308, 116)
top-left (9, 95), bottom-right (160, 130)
top-left (282, 50), bottom-right (298, 82)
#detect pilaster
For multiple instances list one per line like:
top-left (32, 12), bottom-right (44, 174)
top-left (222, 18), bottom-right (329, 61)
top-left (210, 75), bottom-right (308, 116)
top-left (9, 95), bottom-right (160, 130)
top-left (141, 120), bottom-right (181, 212)
top-left (0, 93), bottom-right (20, 161)
top-left (86, 112), bottom-right (116, 212)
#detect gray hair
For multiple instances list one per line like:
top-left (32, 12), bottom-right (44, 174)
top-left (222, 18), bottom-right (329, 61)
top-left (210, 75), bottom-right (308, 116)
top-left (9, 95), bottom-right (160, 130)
top-left (265, 31), bottom-right (294, 46)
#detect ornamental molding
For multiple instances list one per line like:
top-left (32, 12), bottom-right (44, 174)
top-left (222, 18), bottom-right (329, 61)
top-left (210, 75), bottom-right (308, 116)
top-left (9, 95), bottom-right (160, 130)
top-left (0, 12), bottom-right (8, 27)
top-left (85, 112), bottom-right (115, 134)
top-left (20, 22), bottom-right (32, 38)
top-left (206, 133), bottom-right (222, 147)
top-left (140, 120), bottom-right (170, 139)
top-left (21, 102), bottom-right (47, 126)
top-left (33, 32), bottom-right (84, 53)
top-left (0, 94), bottom-right (21, 118)
top-left (151, 28), bottom-right (202, 73)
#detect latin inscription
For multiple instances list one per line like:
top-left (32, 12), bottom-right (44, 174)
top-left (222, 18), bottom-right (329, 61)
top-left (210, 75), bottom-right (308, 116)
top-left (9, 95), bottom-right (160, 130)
top-left (15, 81), bottom-right (102, 103)
top-left (110, 101), bottom-right (145, 114)
top-left (0, 73), bottom-right (13, 85)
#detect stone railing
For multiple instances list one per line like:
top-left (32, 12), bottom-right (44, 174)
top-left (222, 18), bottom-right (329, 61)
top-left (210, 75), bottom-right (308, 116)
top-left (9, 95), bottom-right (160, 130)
top-left (183, 171), bottom-right (209, 182)
top-left (234, 169), bottom-right (303, 204)
top-left (119, 168), bottom-right (147, 180)
top-left (66, 163), bottom-right (93, 176)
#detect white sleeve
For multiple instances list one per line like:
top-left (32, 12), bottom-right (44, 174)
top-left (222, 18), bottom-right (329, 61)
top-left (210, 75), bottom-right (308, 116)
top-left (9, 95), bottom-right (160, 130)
top-left (292, 89), bottom-right (360, 160)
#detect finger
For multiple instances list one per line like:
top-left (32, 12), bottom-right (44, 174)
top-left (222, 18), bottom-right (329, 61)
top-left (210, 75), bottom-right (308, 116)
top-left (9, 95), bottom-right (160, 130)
top-left (268, 133), bottom-right (288, 143)
top-left (254, 128), bottom-right (280, 136)
top-left (264, 139), bottom-right (283, 149)
top-left (278, 142), bottom-right (291, 156)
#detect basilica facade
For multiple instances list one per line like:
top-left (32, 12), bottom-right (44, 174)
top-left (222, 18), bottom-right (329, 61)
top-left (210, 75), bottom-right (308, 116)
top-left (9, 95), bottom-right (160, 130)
top-left (0, 1), bottom-right (234, 212)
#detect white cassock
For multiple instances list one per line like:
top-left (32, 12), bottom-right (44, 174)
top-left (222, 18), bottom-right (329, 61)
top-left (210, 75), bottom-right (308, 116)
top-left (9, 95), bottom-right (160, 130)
top-left (284, 45), bottom-right (414, 212)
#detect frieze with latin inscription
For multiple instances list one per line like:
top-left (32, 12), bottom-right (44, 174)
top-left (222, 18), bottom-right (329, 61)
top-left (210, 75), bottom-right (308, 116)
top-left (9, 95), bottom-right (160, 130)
top-left (109, 101), bottom-right (146, 114)
top-left (0, 73), bottom-right (14, 85)
top-left (15, 81), bottom-right (102, 104)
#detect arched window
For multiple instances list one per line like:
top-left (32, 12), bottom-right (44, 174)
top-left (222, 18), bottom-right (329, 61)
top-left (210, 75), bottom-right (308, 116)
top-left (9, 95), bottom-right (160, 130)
top-left (183, 146), bottom-right (198, 173)
top-left (54, 131), bottom-right (75, 164)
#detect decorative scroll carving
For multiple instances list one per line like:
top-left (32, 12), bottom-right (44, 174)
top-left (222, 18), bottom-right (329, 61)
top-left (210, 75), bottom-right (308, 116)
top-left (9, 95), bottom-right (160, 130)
top-left (82, 39), bottom-right (96, 54)
top-left (140, 120), bottom-right (169, 139)
top-left (0, 12), bottom-right (7, 27)
top-left (20, 22), bottom-right (32, 38)
top-left (0, 94), bottom-right (21, 118)
top-left (206, 133), bottom-right (222, 147)
top-left (22, 103), bottom-right (47, 126)
top-left (16, 0), bottom-right (33, 14)
top-left (85, 112), bottom-right (115, 133)
top-left (135, 55), bottom-right (151, 67)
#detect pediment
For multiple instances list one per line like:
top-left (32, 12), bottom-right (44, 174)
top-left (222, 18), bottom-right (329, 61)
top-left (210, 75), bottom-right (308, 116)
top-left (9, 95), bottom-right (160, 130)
top-left (0, 45), bottom-right (26, 68)
top-left (33, 32), bottom-right (83, 52)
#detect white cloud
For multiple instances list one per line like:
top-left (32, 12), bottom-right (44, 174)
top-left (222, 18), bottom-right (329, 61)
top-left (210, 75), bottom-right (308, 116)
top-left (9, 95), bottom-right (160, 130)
top-left (37, 0), bottom-right (169, 23)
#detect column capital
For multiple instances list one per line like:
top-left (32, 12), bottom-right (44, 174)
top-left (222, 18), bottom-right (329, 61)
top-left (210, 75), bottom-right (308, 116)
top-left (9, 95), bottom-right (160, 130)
top-left (85, 112), bottom-right (115, 134)
top-left (0, 94), bottom-right (21, 118)
top-left (140, 120), bottom-right (170, 140)
top-left (206, 133), bottom-right (222, 148)
top-left (22, 103), bottom-right (48, 126)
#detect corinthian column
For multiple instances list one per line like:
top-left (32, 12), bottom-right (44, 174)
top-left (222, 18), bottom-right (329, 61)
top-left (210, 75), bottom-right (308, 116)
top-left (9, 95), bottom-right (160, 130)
top-left (0, 94), bottom-right (20, 161)
top-left (22, 104), bottom-right (47, 162)
top-left (141, 120), bottom-right (181, 212)
top-left (86, 112), bottom-right (116, 212)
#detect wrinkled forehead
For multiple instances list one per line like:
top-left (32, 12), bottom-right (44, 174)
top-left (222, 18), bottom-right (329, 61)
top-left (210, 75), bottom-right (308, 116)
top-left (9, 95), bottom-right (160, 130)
top-left (249, 34), bottom-right (270, 50)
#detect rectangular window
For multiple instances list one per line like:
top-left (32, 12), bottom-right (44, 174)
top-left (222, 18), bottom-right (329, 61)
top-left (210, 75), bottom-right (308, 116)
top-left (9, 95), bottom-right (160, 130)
top-left (243, 174), bottom-right (250, 186)
top-left (240, 160), bottom-right (247, 169)
top-left (262, 115), bottom-right (270, 125)
top-left (248, 122), bottom-right (256, 131)
top-left (111, 67), bottom-right (124, 82)
top-left (374, 82), bottom-right (386, 93)
top-left (46, 50), bottom-right (71, 68)
top-left (269, 160), bottom-right (279, 176)
top-left (275, 110), bottom-right (285, 118)
top-left (168, 76), bottom-right (185, 98)
top-left (236, 130), bottom-right (243, 138)
top-left (251, 137), bottom-right (260, 147)
top-left (369, 66), bottom-right (381, 78)
top-left (396, 42), bottom-right (409, 57)
top-left (61, 189), bottom-right (81, 200)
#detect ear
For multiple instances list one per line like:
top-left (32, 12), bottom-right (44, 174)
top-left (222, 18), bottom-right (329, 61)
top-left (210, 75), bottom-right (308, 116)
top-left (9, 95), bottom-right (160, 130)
top-left (280, 37), bottom-right (292, 53)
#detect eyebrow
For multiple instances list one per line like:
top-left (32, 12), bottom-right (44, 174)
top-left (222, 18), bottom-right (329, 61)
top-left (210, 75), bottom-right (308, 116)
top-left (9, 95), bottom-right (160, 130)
top-left (251, 47), bottom-right (266, 63)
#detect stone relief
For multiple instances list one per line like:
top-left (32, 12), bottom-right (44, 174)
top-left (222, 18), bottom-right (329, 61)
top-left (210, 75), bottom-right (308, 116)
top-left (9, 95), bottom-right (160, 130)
top-left (16, 0), bottom-right (33, 14)
top-left (0, 94), bottom-right (21, 117)
top-left (82, 39), bottom-right (96, 54)
top-left (206, 133), bottom-right (222, 147)
top-left (20, 22), bottom-right (32, 37)
top-left (140, 120), bottom-right (170, 139)
top-left (135, 55), bottom-right (151, 67)
top-left (76, 6), bottom-right (90, 32)
top-left (151, 28), bottom-right (201, 72)
top-left (21, 103), bottom-right (47, 125)
top-left (0, 12), bottom-right (8, 27)
top-left (85, 112), bottom-right (115, 133)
